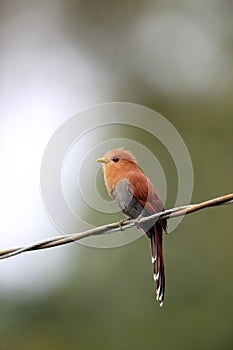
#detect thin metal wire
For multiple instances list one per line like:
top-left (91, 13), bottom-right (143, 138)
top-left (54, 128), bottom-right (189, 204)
top-left (0, 193), bottom-right (232, 261)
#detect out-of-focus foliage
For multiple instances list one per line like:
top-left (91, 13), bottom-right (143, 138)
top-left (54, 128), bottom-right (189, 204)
top-left (0, 0), bottom-right (232, 349)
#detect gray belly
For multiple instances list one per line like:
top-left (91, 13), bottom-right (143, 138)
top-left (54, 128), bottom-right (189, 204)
top-left (112, 179), bottom-right (146, 219)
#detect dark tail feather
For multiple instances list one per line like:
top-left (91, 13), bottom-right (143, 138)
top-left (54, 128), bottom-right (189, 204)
top-left (150, 224), bottom-right (165, 307)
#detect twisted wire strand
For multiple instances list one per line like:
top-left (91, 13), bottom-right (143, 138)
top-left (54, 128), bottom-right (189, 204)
top-left (0, 193), bottom-right (232, 261)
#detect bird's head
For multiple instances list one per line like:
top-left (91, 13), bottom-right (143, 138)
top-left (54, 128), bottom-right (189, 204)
top-left (96, 148), bottom-right (137, 167)
top-left (96, 148), bottom-right (138, 194)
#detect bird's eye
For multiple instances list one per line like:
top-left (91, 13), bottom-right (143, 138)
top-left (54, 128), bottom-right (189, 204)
top-left (112, 157), bottom-right (120, 163)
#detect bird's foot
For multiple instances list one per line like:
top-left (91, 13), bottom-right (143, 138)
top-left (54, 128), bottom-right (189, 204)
top-left (134, 214), bottom-right (143, 229)
top-left (118, 219), bottom-right (126, 231)
top-left (119, 217), bottom-right (132, 231)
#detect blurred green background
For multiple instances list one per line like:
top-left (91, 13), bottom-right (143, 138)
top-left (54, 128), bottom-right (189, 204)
top-left (0, 1), bottom-right (233, 349)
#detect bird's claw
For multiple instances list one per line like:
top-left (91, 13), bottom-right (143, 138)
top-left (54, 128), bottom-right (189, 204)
top-left (119, 219), bottom-right (126, 231)
top-left (119, 217), bottom-right (131, 231)
top-left (134, 214), bottom-right (143, 229)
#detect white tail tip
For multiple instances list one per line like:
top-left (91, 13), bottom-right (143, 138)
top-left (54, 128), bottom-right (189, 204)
top-left (152, 256), bottom-right (157, 264)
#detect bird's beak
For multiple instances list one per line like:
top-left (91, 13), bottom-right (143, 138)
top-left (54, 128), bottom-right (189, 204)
top-left (96, 157), bottom-right (109, 164)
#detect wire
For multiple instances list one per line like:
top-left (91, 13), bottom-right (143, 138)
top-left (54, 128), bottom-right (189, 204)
top-left (0, 193), bottom-right (232, 260)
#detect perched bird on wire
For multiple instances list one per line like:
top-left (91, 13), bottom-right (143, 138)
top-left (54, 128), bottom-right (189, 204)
top-left (97, 148), bottom-right (167, 306)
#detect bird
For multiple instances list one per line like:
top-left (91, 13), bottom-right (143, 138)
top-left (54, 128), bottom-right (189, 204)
top-left (97, 148), bottom-right (167, 306)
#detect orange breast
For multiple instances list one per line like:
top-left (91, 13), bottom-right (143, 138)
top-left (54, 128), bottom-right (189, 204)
top-left (103, 160), bottom-right (138, 195)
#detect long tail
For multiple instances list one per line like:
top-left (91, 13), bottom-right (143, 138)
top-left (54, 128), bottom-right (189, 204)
top-left (150, 224), bottom-right (165, 307)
